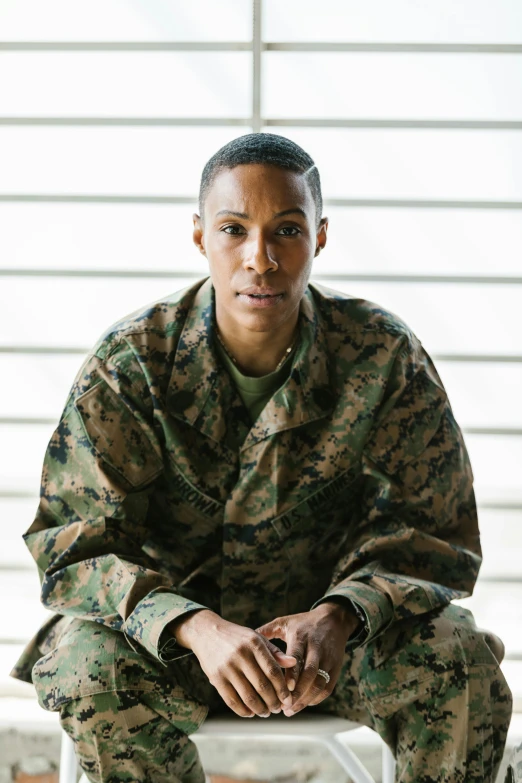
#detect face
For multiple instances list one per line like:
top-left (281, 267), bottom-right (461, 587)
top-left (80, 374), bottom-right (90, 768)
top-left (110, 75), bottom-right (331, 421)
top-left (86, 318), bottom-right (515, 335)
top-left (193, 164), bottom-right (328, 335)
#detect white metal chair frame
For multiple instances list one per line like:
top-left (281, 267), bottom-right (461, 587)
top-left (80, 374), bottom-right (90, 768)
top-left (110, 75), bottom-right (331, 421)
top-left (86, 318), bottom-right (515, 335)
top-left (60, 712), bottom-right (396, 783)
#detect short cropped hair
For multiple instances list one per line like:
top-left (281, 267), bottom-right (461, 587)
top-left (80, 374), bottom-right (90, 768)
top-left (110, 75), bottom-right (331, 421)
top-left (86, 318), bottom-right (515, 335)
top-left (198, 133), bottom-right (323, 226)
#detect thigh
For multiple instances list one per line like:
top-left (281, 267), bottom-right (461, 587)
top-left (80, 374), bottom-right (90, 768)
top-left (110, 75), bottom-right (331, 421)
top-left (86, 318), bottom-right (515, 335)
top-left (60, 689), bottom-right (206, 783)
top-left (31, 617), bottom-right (222, 722)
top-left (310, 603), bottom-right (510, 730)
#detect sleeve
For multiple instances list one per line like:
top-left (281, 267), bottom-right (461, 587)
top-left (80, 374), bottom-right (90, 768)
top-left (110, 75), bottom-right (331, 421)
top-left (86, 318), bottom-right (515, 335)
top-left (311, 334), bottom-right (481, 646)
top-left (22, 339), bottom-right (209, 666)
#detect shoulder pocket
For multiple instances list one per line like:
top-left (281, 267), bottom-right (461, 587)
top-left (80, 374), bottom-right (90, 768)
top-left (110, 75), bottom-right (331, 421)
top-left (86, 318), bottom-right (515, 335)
top-left (75, 379), bottom-right (163, 490)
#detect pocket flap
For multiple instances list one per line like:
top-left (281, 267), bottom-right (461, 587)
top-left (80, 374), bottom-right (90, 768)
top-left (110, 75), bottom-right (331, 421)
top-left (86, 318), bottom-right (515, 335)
top-left (76, 379), bottom-right (163, 489)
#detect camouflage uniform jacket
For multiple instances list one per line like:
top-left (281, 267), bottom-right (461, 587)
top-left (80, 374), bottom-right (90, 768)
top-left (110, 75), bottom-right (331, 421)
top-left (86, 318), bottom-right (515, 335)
top-left (12, 276), bottom-right (480, 684)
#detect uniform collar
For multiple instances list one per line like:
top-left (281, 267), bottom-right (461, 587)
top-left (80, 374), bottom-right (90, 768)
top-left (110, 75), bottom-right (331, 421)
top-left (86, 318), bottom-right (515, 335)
top-left (166, 277), bottom-right (335, 449)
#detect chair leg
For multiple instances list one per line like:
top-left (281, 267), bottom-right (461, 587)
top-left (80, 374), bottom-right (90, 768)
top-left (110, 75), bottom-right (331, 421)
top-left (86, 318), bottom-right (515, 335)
top-left (326, 736), bottom-right (376, 783)
top-left (59, 730), bottom-right (78, 783)
top-left (382, 741), bottom-right (396, 783)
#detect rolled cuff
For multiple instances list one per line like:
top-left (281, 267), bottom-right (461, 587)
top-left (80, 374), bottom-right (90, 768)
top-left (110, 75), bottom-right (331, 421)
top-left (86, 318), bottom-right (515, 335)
top-left (122, 586), bottom-right (209, 665)
top-left (311, 581), bottom-right (393, 646)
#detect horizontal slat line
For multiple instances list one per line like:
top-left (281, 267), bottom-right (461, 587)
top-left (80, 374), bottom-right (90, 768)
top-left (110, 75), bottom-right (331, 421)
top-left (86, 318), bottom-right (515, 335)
top-left (0, 491), bottom-right (36, 499)
top-left (1, 42), bottom-right (521, 53)
top-left (1, 195), bottom-right (522, 209)
top-left (0, 269), bottom-right (198, 278)
top-left (2, 346), bottom-right (522, 363)
top-left (324, 199), bottom-right (522, 210)
top-left (1, 118), bottom-right (522, 130)
top-left (465, 427), bottom-right (522, 436)
top-left (476, 502), bottom-right (522, 511)
top-left (0, 418), bottom-right (56, 425)
top-left (0, 346), bottom-right (88, 355)
top-left (0, 565), bottom-right (33, 572)
top-left (266, 119), bottom-right (522, 130)
top-left (0, 42), bottom-right (253, 51)
top-left (315, 273), bottom-right (522, 284)
top-left (0, 195), bottom-right (196, 204)
top-left (433, 354), bottom-right (522, 363)
top-left (0, 269), bottom-right (198, 279)
top-left (265, 42), bottom-right (522, 54)
top-left (2, 417), bottom-right (521, 436)
top-left (0, 117), bottom-right (252, 127)
top-left (0, 638), bottom-right (30, 645)
top-left (3, 269), bottom-right (522, 285)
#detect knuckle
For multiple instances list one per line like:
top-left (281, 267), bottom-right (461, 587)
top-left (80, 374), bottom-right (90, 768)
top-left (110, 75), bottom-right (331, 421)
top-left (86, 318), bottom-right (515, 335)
top-left (256, 678), bottom-right (271, 693)
top-left (304, 662), bottom-right (319, 675)
top-left (244, 693), bottom-right (260, 707)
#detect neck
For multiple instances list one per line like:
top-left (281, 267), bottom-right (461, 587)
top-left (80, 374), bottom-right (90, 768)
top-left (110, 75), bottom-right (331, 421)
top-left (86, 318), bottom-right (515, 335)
top-left (215, 312), bottom-right (299, 377)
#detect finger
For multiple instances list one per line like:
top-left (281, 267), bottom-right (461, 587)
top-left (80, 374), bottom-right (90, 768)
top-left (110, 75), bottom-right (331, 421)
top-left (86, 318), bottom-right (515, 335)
top-left (230, 671), bottom-right (281, 717)
top-left (215, 679), bottom-right (256, 719)
top-left (286, 674), bottom-right (329, 714)
top-left (282, 640), bottom-right (306, 692)
top-left (251, 638), bottom-right (294, 709)
top-left (283, 652), bottom-right (322, 714)
top-left (304, 672), bottom-right (334, 707)
top-left (266, 640), bottom-right (297, 669)
top-left (255, 618), bottom-right (287, 642)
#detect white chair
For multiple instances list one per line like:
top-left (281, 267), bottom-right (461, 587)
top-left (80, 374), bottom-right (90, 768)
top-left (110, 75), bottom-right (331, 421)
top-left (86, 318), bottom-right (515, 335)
top-left (60, 712), bottom-right (395, 783)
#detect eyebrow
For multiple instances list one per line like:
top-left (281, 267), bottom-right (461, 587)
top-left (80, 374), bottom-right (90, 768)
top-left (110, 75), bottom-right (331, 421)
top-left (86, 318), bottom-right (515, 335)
top-left (215, 208), bottom-right (307, 220)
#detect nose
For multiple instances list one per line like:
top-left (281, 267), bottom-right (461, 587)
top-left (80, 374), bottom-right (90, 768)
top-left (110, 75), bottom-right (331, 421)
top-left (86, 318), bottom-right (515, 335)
top-left (243, 231), bottom-right (278, 275)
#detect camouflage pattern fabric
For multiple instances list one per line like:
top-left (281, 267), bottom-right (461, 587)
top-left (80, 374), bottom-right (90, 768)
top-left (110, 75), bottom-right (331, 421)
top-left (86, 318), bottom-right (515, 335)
top-left (9, 277), bottom-right (511, 778)
top-left (33, 604), bottom-right (510, 782)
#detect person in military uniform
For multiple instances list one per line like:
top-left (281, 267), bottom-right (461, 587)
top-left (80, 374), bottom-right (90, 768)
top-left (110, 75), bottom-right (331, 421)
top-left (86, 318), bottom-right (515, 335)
top-left (11, 134), bottom-right (512, 782)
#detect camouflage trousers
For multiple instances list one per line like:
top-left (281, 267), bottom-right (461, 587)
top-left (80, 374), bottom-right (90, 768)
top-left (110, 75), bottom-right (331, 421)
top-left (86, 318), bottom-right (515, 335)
top-left (31, 604), bottom-right (512, 783)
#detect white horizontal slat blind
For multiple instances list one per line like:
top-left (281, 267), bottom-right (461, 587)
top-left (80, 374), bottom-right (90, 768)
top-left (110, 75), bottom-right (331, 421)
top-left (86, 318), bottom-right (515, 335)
top-left (0, 52), bottom-right (253, 117)
top-left (3, 355), bottom-right (521, 429)
top-left (263, 0), bottom-right (522, 43)
top-left (4, 277), bottom-right (521, 354)
top-left (2, 204), bottom-right (522, 276)
top-left (1, 0), bottom-right (521, 699)
top-left (0, 0), bottom-right (252, 42)
top-left (264, 54), bottom-right (522, 120)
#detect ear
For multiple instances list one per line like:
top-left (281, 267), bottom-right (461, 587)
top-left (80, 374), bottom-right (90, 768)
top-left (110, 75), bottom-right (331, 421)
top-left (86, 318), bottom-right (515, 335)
top-left (192, 213), bottom-right (206, 256)
top-left (314, 216), bottom-right (328, 257)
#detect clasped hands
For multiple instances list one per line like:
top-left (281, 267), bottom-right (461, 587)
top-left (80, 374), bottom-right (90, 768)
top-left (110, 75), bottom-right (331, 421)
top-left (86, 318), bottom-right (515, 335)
top-left (173, 601), bottom-right (359, 719)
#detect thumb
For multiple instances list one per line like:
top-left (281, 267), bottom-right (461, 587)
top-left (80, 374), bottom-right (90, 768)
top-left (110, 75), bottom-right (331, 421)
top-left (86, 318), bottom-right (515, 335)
top-left (256, 619), bottom-right (296, 670)
top-left (273, 651), bottom-right (298, 669)
top-left (265, 639), bottom-right (297, 669)
top-left (256, 618), bottom-right (287, 642)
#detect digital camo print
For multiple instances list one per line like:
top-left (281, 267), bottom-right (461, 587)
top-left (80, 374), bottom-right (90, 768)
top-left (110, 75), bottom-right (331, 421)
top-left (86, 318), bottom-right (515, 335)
top-left (10, 277), bottom-right (511, 780)
top-left (30, 605), bottom-right (511, 782)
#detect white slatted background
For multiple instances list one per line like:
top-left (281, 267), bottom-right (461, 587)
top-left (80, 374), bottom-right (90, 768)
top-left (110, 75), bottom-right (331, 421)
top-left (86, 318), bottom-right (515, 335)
top-left (1, 1), bottom-right (521, 718)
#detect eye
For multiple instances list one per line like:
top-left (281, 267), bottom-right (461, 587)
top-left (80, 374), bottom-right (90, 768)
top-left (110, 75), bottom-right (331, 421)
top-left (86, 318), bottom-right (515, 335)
top-left (222, 225), bottom-right (245, 235)
top-left (276, 226), bottom-right (301, 236)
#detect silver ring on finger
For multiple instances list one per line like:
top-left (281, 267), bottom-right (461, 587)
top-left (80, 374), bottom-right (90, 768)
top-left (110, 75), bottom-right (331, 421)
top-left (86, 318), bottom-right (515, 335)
top-left (317, 668), bottom-right (330, 685)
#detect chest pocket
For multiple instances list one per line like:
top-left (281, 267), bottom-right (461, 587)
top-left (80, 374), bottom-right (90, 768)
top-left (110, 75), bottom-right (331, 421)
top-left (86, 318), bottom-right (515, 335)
top-left (75, 379), bottom-right (163, 490)
top-left (271, 466), bottom-right (360, 542)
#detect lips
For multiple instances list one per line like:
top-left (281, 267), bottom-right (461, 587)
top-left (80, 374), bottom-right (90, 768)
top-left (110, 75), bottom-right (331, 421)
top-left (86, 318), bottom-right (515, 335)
top-left (238, 286), bottom-right (282, 297)
top-left (237, 287), bottom-right (285, 308)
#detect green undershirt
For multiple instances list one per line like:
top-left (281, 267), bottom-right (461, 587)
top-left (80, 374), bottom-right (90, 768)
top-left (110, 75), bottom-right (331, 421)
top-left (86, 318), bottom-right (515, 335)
top-left (215, 340), bottom-right (293, 422)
